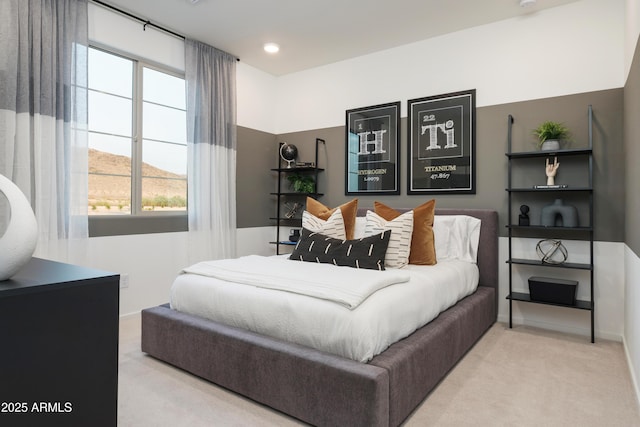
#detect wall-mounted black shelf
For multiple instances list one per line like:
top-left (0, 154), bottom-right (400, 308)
top-left (506, 105), bottom-right (595, 343)
top-left (269, 241), bottom-right (298, 246)
top-left (270, 192), bottom-right (324, 197)
top-left (271, 138), bottom-right (325, 255)
top-left (506, 147), bottom-right (592, 159)
top-left (271, 167), bottom-right (325, 173)
top-left (507, 187), bottom-right (592, 193)
top-left (506, 258), bottom-right (592, 270)
top-left (507, 292), bottom-right (592, 310)
top-left (506, 225), bottom-right (593, 232)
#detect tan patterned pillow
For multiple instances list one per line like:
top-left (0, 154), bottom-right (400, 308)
top-left (374, 200), bottom-right (437, 265)
top-left (364, 210), bottom-right (413, 268)
top-left (302, 208), bottom-right (346, 240)
top-left (305, 197), bottom-right (358, 240)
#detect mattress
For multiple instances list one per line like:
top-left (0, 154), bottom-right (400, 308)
top-left (170, 256), bottom-right (479, 362)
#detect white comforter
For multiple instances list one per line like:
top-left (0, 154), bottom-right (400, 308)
top-left (170, 256), bottom-right (479, 362)
top-left (181, 255), bottom-right (410, 309)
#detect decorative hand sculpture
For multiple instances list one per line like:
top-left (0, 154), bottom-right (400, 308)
top-left (545, 157), bottom-right (560, 185)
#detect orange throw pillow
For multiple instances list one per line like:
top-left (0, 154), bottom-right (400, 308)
top-left (374, 200), bottom-right (436, 265)
top-left (306, 198), bottom-right (358, 240)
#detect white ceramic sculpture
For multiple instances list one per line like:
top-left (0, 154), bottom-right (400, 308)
top-left (0, 174), bottom-right (38, 281)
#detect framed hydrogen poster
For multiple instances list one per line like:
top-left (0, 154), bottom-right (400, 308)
top-left (345, 101), bottom-right (400, 195)
top-left (407, 89), bottom-right (476, 194)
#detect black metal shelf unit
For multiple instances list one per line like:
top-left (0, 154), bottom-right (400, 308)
top-left (506, 105), bottom-right (595, 342)
top-left (271, 138), bottom-right (325, 254)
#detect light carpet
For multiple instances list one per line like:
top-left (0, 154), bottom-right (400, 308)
top-left (118, 315), bottom-right (640, 426)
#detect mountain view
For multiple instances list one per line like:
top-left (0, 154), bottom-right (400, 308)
top-left (88, 148), bottom-right (187, 214)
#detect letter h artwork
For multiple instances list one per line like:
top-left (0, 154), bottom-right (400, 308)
top-left (345, 102), bottom-right (401, 195)
top-left (357, 124), bottom-right (387, 156)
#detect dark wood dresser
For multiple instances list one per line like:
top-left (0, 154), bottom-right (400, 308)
top-left (0, 257), bottom-right (119, 427)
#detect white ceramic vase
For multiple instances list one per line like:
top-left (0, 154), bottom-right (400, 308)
top-left (0, 174), bottom-right (38, 281)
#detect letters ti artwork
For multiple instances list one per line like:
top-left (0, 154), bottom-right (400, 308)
top-left (408, 90), bottom-right (476, 194)
top-left (345, 102), bottom-right (400, 195)
top-left (419, 108), bottom-right (462, 159)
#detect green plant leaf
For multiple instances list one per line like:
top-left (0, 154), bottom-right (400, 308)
top-left (532, 121), bottom-right (570, 146)
top-left (287, 173), bottom-right (315, 193)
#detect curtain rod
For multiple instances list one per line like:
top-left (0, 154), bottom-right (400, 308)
top-left (90, 0), bottom-right (240, 61)
top-left (91, 0), bottom-right (184, 40)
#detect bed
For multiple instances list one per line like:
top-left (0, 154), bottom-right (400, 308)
top-left (141, 208), bottom-right (498, 427)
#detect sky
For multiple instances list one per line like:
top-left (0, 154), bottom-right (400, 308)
top-left (88, 47), bottom-right (186, 176)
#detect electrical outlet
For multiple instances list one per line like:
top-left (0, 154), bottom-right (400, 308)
top-left (120, 273), bottom-right (129, 289)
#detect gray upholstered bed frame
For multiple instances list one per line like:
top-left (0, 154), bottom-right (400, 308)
top-left (141, 208), bottom-right (498, 426)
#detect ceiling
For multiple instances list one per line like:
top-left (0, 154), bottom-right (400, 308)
top-left (101, 0), bottom-right (581, 76)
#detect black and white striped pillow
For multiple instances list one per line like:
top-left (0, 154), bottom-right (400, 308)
top-left (302, 208), bottom-right (346, 239)
top-left (289, 228), bottom-right (391, 271)
top-left (363, 210), bottom-right (413, 268)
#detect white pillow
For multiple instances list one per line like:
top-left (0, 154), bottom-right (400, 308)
top-left (302, 208), bottom-right (346, 239)
top-left (433, 215), bottom-right (481, 263)
top-left (433, 216), bottom-right (452, 260)
top-left (363, 210), bottom-right (413, 268)
top-left (353, 216), bottom-right (367, 239)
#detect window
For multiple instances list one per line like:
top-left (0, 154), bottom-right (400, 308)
top-left (88, 47), bottom-right (187, 221)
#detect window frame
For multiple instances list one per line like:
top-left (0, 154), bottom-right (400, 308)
top-left (87, 44), bottom-right (188, 237)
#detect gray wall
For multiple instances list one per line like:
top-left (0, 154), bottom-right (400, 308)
top-left (236, 126), bottom-right (276, 228)
top-left (625, 38), bottom-right (640, 256)
top-left (237, 89), bottom-right (624, 242)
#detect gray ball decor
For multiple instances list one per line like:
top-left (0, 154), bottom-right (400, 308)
top-left (536, 239), bottom-right (568, 264)
top-left (540, 199), bottom-right (578, 227)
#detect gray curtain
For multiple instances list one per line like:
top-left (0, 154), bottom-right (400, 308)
top-left (185, 38), bottom-right (237, 262)
top-left (0, 0), bottom-right (88, 259)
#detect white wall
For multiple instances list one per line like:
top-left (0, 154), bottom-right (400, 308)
top-left (80, 227), bottom-right (274, 316)
top-left (275, 0), bottom-right (624, 133)
top-left (84, 233), bottom-right (189, 316)
top-left (236, 64), bottom-right (279, 133)
top-left (626, 247), bottom-right (640, 403)
top-left (88, 4), bottom-right (184, 72)
top-left (626, 0), bottom-right (640, 78)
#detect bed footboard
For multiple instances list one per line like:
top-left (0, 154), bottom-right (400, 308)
top-left (369, 286), bottom-right (495, 426)
top-left (141, 304), bottom-right (390, 427)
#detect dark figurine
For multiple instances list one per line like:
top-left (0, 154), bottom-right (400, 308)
top-left (519, 205), bottom-right (530, 226)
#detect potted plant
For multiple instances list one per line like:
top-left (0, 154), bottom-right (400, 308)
top-left (532, 121), bottom-right (570, 151)
top-left (287, 173), bottom-right (315, 193)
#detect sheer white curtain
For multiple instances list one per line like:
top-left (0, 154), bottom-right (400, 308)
top-left (185, 39), bottom-right (237, 262)
top-left (0, 0), bottom-right (89, 263)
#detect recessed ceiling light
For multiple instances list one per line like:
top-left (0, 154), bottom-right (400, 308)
top-left (264, 43), bottom-right (280, 54)
top-left (519, 0), bottom-right (536, 6)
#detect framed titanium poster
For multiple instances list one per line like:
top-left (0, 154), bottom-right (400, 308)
top-left (345, 101), bottom-right (400, 195)
top-left (407, 89), bottom-right (476, 194)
